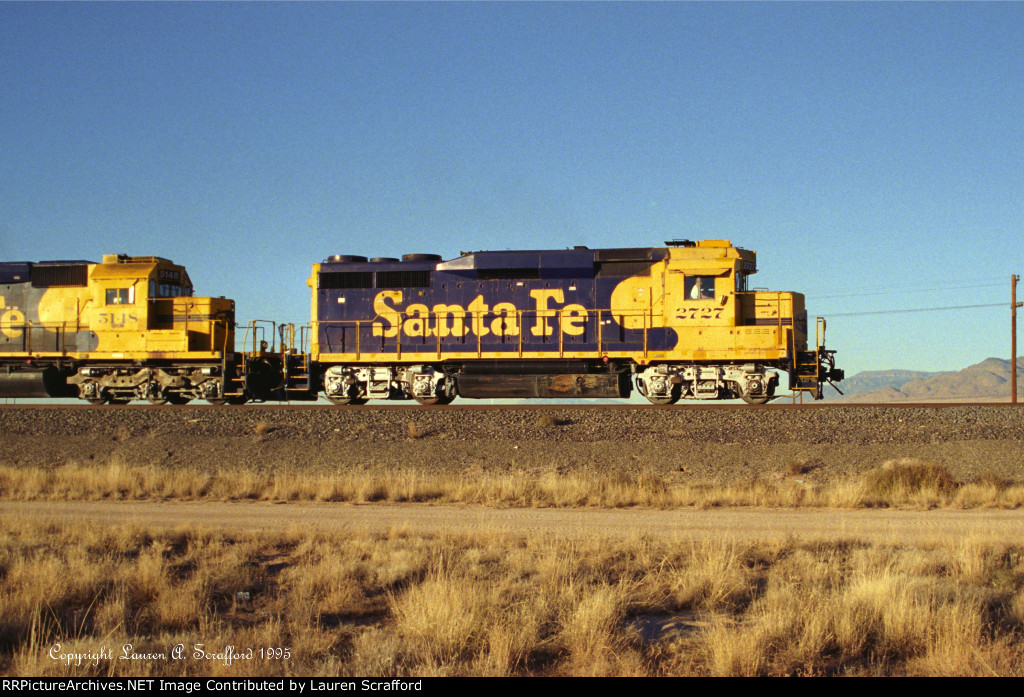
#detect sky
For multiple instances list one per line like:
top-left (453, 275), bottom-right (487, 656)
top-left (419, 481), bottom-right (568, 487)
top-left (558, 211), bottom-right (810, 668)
top-left (2, 1), bottom-right (1022, 378)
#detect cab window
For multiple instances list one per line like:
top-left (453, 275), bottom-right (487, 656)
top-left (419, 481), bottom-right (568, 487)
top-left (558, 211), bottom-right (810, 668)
top-left (685, 276), bottom-right (715, 301)
top-left (105, 287), bottom-right (135, 305)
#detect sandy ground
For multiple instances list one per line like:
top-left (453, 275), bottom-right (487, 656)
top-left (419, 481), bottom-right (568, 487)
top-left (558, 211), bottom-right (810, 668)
top-left (5, 500), bottom-right (1024, 545)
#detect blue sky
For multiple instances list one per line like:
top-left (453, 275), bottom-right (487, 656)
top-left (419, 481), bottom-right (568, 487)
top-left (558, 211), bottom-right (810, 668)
top-left (2, 2), bottom-right (1022, 377)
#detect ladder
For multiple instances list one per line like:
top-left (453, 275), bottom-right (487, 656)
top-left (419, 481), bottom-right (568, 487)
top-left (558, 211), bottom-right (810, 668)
top-left (791, 317), bottom-right (830, 400)
top-left (279, 323), bottom-right (317, 400)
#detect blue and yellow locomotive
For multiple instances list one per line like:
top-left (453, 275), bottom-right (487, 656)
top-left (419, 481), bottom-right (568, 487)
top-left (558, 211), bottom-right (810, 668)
top-left (308, 240), bottom-right (843, 405)
top-left (0, 254), bottom-right (284, 404)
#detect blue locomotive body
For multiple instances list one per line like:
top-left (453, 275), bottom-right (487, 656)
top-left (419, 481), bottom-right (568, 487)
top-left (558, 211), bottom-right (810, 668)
top-left (312, 248), bottom-right (677, 362)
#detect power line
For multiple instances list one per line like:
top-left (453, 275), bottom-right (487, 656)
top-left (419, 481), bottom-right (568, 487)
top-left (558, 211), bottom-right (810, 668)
top-left (807, 282), bottom-right (1003, 301)
top-left (826, 302), bottom-right (1005, 317)
top-left (801, 275), bottom-right (1002, 294)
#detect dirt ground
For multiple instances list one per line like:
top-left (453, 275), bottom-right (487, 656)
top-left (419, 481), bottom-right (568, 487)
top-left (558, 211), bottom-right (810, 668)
top-left (4, 499), bottom-right (1024, 545)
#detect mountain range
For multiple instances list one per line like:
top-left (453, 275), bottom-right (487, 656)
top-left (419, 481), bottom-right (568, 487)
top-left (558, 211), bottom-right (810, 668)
top-left (827, 357), bottom-right (1023, 402)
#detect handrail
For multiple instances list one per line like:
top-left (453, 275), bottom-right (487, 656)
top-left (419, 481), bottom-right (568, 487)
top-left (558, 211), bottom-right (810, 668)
top-left (1, 320), bottom-right (74, 354)
top-left (309, 307), bottom-right (659, 359)
top-left (241, 320), bottom-right (277, 354)
top-left (0, 318), bottom-right (238, 357)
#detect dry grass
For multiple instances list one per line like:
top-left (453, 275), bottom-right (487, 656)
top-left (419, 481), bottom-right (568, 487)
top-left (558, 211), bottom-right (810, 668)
top-left (406, 421), bottom-right (425, 439)
top-left (1, 457), bottom-right (1022, 510)
top-left (2, 520), bottom-right (1023, 676)
top-left (786, 458), bottom-right (814, 476)
top-left (537, 412), bottom-right (561, 428)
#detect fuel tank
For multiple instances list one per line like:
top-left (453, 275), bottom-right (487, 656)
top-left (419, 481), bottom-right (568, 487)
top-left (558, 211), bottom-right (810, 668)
top-left (455, 372), bottom-right (631, 399)
top-left (0, 367), bottom-right (78, 398)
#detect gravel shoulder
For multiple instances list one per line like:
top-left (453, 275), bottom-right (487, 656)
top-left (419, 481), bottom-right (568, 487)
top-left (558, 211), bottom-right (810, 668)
top-left (2, 404), bottom-right (1022, 484)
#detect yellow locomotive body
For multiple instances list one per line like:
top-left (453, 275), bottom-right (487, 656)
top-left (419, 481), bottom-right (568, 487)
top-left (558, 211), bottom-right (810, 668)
top-left (0, 255), bottom-right (245, 404)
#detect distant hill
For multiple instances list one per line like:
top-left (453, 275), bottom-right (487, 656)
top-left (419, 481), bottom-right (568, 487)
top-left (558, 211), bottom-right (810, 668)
top-left (832, 357), bottom-right (1023, 402)
top-left (823, 369), bottom-right (948, 400)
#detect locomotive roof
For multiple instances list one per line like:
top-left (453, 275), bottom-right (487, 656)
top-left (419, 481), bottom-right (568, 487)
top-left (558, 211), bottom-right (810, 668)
top-left (320, 241), bottom-right (753, 273)
top-left (0, 260), bottom-right (95, 284)
top-left (1, 256), bottom-right (185, 285)
top-left (436, 247), bottom-right (668, 272)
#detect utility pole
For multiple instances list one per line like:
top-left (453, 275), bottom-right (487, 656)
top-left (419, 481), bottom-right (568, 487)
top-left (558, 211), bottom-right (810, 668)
top-left (1014, 274), bottom-right (1021, 404)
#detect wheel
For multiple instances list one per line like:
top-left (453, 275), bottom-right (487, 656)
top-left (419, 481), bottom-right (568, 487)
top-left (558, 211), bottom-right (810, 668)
top-left (80, 380), bottom-right (106, 405)
top-left (144, 383), bottom-right (169, 405)
top-left (740, 382), bottom-right (775, 405)
top-left (325, 380), bottom-right (367, 405)
top-left (643, 384), bottom-right (681, 405)
top-left (413, 394), bottom-right (454, 406)
top-left (166, 394), bottom-right (192, 405)
top-left (206, 395), bottom-right (248, 406)
top-left (107, 398), bottom-right (132, 405)
top-left (326, 395), bottom-right (367, 405)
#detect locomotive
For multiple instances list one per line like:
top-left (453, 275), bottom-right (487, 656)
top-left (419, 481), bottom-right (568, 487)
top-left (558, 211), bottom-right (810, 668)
top-left (310, 239), bottom-right (843, 405)
top-left (0, 240), bottom-right (844, 405)
top-left (0, 254), bottom-right (287, 404)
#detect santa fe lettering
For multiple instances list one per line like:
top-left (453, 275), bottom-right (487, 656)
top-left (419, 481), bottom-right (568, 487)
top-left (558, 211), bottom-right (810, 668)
top-left (371, 290), bottom-right (587, 339)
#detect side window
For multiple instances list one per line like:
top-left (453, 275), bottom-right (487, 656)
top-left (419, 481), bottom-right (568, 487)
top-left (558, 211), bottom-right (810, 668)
top-left (157, 282), bottom-right (184, 297)
top-left (105, 287), bottom-right (135, 305)
top-left (685, 276), bottom-right (715, 301)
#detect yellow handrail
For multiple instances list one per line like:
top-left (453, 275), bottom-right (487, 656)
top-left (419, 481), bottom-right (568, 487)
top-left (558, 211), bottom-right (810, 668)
top-left (309, 306), bottom-right (664, 360)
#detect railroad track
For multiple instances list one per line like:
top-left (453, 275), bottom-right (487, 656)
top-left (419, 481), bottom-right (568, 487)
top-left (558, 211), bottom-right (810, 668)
top-left (0, 400), bottom-right (1020, 411)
